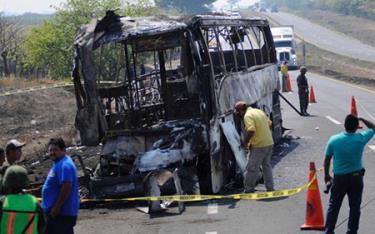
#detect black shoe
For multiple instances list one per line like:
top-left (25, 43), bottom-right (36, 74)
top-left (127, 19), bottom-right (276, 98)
top-left (243, 189), bottom-right (255, 194)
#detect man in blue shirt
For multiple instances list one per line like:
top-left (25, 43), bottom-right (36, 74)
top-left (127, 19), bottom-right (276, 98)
top-left (324, 115), bottom-right (375, 234)
top-left (42, 138), bottom-right (79, 234)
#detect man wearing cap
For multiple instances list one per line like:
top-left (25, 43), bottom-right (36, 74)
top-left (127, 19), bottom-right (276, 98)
top-left (0, 165), bottom-right (45, 233)
top-left (296, 66), bottom-right (309, 116)
top-left (0, 139), bottom-right (26, 193)
top-left (234, 101), bottom-right (274, 193)
top-left (4, 139), bottom-right (25, 166)
top-left (42, 138), bottom-right (79, 234)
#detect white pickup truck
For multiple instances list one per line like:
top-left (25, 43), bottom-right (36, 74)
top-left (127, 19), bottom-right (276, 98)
top-left (271, 26), bottom-right (298, 69)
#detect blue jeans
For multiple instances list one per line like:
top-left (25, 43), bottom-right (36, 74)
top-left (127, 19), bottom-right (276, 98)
top-left (324, 171), bottom-right (364, 234)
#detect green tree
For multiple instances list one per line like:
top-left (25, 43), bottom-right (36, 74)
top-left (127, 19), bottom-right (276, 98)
top-left (23, 0), bottom-right (158, 79)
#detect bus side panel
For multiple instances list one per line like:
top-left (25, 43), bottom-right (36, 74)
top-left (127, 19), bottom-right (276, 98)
top-left (216, 65), bottom-right (280, 116)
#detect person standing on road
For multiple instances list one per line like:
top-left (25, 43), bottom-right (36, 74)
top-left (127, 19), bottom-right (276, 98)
top-left (296, 66), bottom-right (309, 116)
top-left (234, 101), bottom-right (274, 193)
top-left (0, 165), bottom-right (45, 233)
top-left (42, 138), bottom-right (79, 234)
top-left (280, 61), bottom-right (289, 92)
top-left (324, 115), bottom-right (375, 234)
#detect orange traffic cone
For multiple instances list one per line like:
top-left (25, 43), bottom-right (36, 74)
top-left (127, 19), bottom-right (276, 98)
top-left (350, 96), bottom-right (363, 128)
top-left (287, 73), bottom-right (293, 92)
top-left (300, 162), bottom-right (325, 231)
top-left (351, 96), bottom-right (358, 116)
top-left (309, 86), bottom-right (317, 103)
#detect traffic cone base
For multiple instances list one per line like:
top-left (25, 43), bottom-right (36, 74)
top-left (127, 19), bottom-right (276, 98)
top-left (300, 162), bottom-right (325, 231)
top-left (309, 86), bottom-right (317, 103)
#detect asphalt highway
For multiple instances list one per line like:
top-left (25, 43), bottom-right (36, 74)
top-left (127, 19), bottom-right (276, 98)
top-left (264, 12), bottom-right (375, 63)
top-left (75, 71), bottom-right (375, 234)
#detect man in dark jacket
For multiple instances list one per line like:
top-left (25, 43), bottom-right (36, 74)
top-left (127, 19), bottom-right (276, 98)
top-left (296, 66), bottom-right (309, 116)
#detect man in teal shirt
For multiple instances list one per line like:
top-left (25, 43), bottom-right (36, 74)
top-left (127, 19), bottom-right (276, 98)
top-left (324, 115), bottom-right (375, 234)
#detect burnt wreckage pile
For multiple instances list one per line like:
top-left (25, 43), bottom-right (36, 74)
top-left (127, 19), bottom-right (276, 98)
top-left (72, 11), bottom-right (282, 211)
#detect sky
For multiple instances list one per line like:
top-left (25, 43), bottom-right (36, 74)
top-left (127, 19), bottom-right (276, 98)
top-left (1, 0), bottom-right (67, 14)
top-left (1, 0), bottom-right (260, 15)
top-left (0, 0), bottom-right (145, 14)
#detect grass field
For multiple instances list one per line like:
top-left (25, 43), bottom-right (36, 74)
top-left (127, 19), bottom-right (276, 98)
top-left (293, 9), bottom-right (375, 48)
top-left (296, 41), bottom-right (375, 88)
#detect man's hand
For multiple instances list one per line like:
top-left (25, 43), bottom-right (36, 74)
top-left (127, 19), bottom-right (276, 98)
top-left (359, 117), bottom-right (375, 129)
top-left (50, 205), bottom-right (60, 218)
top-left (50, 182), bottom-right (72, 219)
top-left (324, 174), bottom-right (333, 184)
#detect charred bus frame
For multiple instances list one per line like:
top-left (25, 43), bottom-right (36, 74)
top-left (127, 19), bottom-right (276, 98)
top-left (72, 11), bottom-right (281, 198)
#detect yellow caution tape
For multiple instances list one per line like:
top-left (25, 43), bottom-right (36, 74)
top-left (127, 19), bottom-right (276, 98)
top-left (0, 82), bottom-right (73, 97)
top-left (73, 172), bottom-right (318, 203)
top-left (35, 170), bottom-right (322, 204)
top-left (35, 170), bottom-right (322, 203)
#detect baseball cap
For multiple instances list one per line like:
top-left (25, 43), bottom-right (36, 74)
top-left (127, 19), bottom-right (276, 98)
top-left (5, 139), bottom-right (26, 153)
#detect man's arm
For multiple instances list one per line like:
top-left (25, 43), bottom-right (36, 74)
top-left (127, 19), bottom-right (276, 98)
top-left (38, 205), bottom-right (46, 233)
top-left (243, 131), bottom-right (254, 148)
top-left (359, 117), bottom-right (375, 130)
top-left (324, 156), bottom-right (333, 183)
top-left (50, 182), bottom-right (72, 218)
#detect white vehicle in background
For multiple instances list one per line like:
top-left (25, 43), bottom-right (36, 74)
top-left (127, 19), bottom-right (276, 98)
top-left (230, 11), bottom-right (241, 18)
top-left (276, 47), bottom-right (297, 69)
top-left (271, 26), bottom-right (298, 69)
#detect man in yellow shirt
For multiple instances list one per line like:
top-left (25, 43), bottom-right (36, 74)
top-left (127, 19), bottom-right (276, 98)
top-left (234, 101), bottom-right (274, 193)
top-left (280, 61), bottom-right (289, 92)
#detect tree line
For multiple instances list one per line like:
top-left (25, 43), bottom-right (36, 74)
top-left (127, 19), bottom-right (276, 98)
top-left (0, 0), bottom-right (162, 79)
top-left (3, 0), bottom-right (371, 80)
top-left (0, 0), bottom-right (218, 80)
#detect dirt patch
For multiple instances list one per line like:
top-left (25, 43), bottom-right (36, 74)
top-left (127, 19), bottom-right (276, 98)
top-left (296, 41), bottom-right (375, 90)
top-left (292, 9), bottom-right (375, 47)
top-left (0, 86), bottom-right (77, 167)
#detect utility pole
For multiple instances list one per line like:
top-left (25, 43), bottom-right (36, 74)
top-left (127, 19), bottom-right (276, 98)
top-left (302, 39), bottom-right (306, 66)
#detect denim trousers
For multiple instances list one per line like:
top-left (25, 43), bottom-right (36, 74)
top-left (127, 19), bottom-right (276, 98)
top-left (324, 171), bottom-right (363, 234)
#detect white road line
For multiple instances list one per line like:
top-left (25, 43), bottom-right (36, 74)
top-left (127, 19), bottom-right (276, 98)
top-left (205, 232), bottom-right (217, 234)
top-left (326, 116), bottom-right (341, 125)
top-left (369, 145), bottom-right (375, 152)
top-left (207, 203), bottom-right (218, 214)
top-left (356, 98), bottom-right (375, 121)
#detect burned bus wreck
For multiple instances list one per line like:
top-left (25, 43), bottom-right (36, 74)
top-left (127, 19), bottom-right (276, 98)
top-left (72, 11), bottom-right (282, 202)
